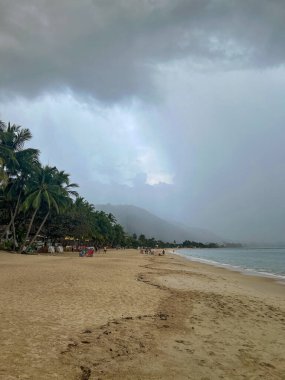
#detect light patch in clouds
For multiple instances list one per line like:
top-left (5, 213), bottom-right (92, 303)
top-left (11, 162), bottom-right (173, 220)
top-left (137, 147), bottom-right (174, 185)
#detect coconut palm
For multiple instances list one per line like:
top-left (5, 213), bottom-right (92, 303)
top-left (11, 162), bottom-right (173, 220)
top-left (52, 169), bottom-right (79, 198)
top-left (0, 122), bottom-right (38, 174)
top-left (0, 121), bottom-right (40, 246)
top-left (20, 165), bottom-right (78, 251)
top-left (0, 157), bottom-right (8, 189)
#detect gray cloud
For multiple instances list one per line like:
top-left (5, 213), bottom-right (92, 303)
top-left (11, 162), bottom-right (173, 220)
top-left (2, 65), bottom-right (285, 244)
top-left (0, 0), bottom-right (285, 101)
top-left (1, 1), bottom-right (285, 244)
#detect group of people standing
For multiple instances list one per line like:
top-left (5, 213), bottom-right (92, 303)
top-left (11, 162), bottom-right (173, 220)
top-left (139, 248), bottom-right (165, 256)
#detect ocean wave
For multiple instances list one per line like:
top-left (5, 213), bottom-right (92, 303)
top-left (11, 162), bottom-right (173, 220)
top-left (172, 250), bottom-right (285, 282)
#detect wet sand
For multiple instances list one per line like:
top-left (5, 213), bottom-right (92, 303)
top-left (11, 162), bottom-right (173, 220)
top-left (0, 249), bottom-right (284, 379)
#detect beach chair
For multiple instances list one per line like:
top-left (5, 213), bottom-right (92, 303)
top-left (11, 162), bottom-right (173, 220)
top-left (79, 248), bottom-right (87, 257)
top-left (79, 248), bottom-right (94, 257)
top-left (85, 248), bottom-right (94, 257)
top-left (24, 246), bottom-right (35, 254)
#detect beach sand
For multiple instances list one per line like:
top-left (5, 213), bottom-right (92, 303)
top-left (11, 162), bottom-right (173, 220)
top-left (0, 249), bottom-right (284, 379)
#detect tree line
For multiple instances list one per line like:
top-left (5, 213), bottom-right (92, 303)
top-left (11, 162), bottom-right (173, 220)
top-left (0, 121), bottom-right (127, 252)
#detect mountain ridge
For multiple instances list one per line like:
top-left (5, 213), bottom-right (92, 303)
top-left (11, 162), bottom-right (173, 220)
top-left (96, 204), bottom-right (223, 243)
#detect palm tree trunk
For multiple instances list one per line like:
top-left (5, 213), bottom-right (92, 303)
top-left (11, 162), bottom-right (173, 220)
top-left (1, 219), bottom-right (12, 240)
top-left (27, 211), bottom-right (50, 250)
top-left (20, 208), bottom-right (38, 252)
top-left (10, 209), bottom-right (18, 250)
top-left (1, 191), bottom-right (22, 239)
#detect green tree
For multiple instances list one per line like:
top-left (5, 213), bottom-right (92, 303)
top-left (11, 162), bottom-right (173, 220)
top-left (0, 121), bottom-right (40, 247)
top-left (20, 166), bottom-right (77, 251)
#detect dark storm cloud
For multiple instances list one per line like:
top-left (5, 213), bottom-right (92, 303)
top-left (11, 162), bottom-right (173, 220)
top-left (0, 0), bottom-right (284, 101)
top-left (1, 0), bottom-right (285, 244)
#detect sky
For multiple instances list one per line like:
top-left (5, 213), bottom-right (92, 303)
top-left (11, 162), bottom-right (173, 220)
top-left (0, 0), bottom-right (285, 243)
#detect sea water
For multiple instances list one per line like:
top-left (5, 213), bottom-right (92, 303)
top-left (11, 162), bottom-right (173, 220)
top-left (175, 247), bottom-right (285, 280)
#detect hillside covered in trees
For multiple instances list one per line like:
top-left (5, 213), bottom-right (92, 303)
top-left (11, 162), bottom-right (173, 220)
top-left (96, 204), bottom-right (223, 243)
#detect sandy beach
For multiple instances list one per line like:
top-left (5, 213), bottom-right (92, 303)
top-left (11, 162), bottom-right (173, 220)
top-left (0, 249), bottom-right (284, 380)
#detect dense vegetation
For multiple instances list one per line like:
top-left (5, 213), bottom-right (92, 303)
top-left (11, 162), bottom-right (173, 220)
top-left (0, 121), bottom-right (127, 252)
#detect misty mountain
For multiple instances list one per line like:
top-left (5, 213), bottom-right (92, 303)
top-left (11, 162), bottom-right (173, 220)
top-left (96, 204), bottom-right (223, 243)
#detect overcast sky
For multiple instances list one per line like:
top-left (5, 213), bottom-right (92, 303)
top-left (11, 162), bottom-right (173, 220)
top-left (1, 0), bottom-right (285, 243)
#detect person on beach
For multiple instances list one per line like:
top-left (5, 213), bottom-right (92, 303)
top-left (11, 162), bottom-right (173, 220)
top-left (104, 246), bottom-right (107, 254)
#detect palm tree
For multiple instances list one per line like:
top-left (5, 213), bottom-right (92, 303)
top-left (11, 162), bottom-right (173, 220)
top-left (70, 197), bottom-right (95, 242)
top-left (0, 157), bottom-right (8, 189)
top-left (52, 169), bottom-right (79, 198)
top-left (0, 122), bottom-right (38, 174)
top-left (20, 166), bottom-right (78, 251)
top-left (0, 121), bottom-right (40, 246)
top-left (107, 213), bottom-right (117, 225)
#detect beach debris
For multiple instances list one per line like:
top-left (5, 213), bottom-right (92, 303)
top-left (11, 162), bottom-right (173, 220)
top-left (82, 329), bottom-right (92, 334)
top-left (260, 362), bottom-right (276, 369)
top-left (67, 341), bottom-right (78, 348)
top-left (157, 312), bottom-right (168, 320)
top-left (80, 365), bottom-right (91, 380)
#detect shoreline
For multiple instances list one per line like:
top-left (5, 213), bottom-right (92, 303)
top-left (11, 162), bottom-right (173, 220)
top-left (171, 248), bottom-right (285, 284)
top-left (0, 249), bottom-right (284, 379)
top-left (166, 250), bottom-right (285, 299)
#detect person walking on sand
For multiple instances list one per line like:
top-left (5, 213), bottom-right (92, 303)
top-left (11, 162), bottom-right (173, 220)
top-left (104, 246), bottom-right (107, 254)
